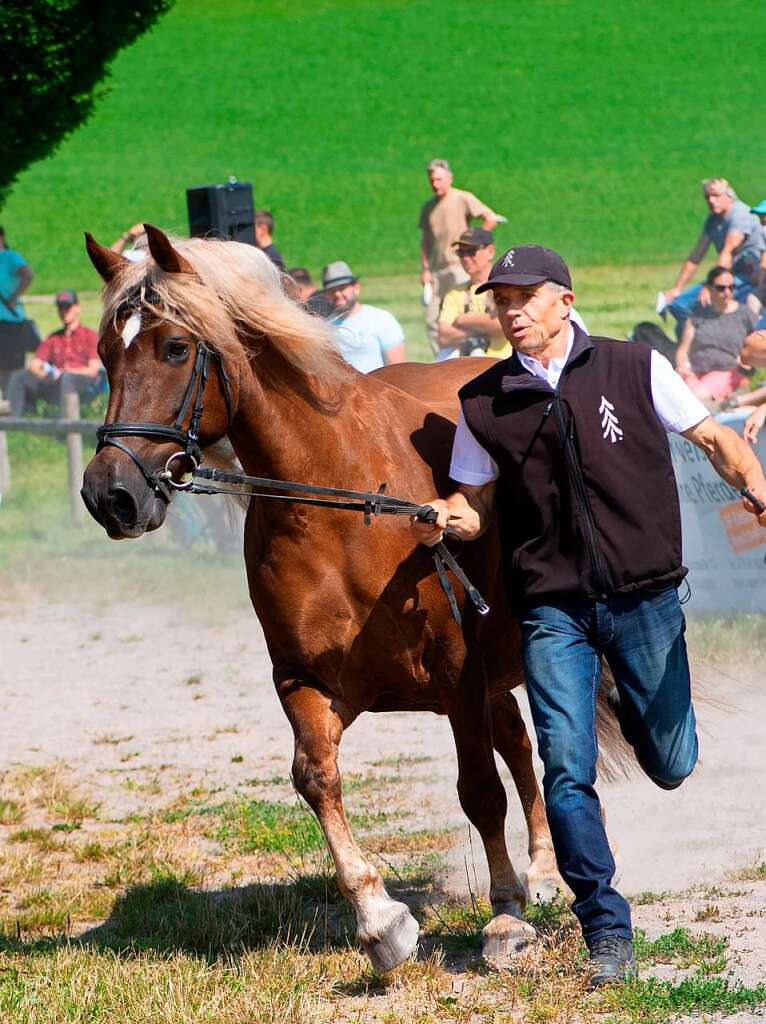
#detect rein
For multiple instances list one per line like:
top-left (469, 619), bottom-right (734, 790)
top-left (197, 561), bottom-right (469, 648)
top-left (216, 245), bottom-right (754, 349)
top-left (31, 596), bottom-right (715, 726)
top-left (181, 467), bottom-right (490, 623)
top-left (96, 338), bottom-right (489, 624)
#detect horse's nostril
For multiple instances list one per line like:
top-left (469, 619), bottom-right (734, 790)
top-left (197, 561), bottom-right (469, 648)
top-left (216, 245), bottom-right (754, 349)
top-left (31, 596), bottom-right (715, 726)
top-left (108, 487), bottom-right (138, 527)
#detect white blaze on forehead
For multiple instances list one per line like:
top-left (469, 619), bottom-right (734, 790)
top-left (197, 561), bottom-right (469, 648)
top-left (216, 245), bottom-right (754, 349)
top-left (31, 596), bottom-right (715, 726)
top-left (121, 312), bottom-right (142, 348)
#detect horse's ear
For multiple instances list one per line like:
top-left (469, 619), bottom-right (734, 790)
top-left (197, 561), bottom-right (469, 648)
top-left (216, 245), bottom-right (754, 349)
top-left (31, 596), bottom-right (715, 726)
top-left (84, 232), bottom-right (128, 283)
top-left (143, 223), bottom-right (195, 275)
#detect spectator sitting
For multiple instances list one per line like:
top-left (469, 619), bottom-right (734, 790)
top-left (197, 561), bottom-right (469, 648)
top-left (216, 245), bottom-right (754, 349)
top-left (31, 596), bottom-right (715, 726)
top-left (8, 291), bottom-right (101, 416)
top-left (419, 159), bottom-right (499, 354)
top-left (323, 261), bottom-right (406, 371)
top-left (438, 231), bottom-right (589, 361)
top-left (663, 178), bottom-right (764, 337)
top-left (287, 267), bottom-right (335, 319)
top-left (110, 223), bottom-right (148, 263)
top-left (255, 210), bottom-right (285, 271)
top-left (740, 309), bottom-right (766, 368)
top-left (436, 229), bottom-right (509, 360)
top-left (0, 225), bottom-right (34, 326)
top-left (674, 266), bottom-right (756, 401)
top-left (743, 391), bottom-right (766, 444)
top-left (287, 267), bottom-right (316, 304)
top-left (751, 198), bottom-right (766, 290)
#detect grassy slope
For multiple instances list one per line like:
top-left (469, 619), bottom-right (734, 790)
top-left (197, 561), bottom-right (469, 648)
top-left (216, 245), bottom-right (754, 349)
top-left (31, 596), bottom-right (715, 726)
top-left (4, 0), bottom-right (766, 292)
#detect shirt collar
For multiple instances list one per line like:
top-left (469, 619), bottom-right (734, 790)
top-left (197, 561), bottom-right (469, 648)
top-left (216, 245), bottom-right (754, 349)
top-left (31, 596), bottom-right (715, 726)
top-left (500, 322), bottom-right (592, 394)
top-left (517, 324), bottom-right (574, 380)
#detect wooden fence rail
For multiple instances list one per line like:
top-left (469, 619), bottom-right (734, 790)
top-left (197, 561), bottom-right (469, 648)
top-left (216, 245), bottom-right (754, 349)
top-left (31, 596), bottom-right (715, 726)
top-left (0, 392), bottom-right (99, 525)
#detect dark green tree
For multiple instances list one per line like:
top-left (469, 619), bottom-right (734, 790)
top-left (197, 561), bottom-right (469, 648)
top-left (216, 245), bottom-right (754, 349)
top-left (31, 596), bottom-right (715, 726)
top-left (0, 0), bottom-right (174, 209)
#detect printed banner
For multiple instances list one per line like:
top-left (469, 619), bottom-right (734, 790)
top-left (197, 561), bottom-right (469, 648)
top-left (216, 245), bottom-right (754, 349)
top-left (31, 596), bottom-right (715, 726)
top-left (671, 412), bottom-right (766, 614)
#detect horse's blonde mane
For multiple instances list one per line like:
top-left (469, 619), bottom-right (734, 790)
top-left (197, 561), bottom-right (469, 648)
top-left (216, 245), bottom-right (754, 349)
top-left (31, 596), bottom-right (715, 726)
top-left (100, 236), bottom-right (350, 383)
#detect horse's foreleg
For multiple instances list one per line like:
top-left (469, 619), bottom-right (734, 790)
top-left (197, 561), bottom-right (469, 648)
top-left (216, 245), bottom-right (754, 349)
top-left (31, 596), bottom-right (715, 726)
top-left (448, 665), bottom-right (536, 960)
top-left (280, 683), bottom-right (419, 973)
top-left (490, 690), bottom-right (563, 904)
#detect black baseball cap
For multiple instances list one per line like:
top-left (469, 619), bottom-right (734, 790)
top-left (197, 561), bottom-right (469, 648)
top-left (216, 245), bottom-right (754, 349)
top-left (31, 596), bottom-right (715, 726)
top-left (475, 245), bottom-right (572, 294)
top-left (452, 227), bottom-right (494, 250)
top-left (55, 289), bottom-right (78, 306)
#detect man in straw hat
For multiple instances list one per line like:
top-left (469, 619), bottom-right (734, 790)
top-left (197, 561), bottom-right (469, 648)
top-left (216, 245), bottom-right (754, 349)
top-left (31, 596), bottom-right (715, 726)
top-left (323, 260), bottom-right (406, 372)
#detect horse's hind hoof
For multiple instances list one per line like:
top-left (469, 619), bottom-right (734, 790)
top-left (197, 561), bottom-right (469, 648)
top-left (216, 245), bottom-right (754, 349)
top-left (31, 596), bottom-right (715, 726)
top-left (360, 901), bottom-right (420, 973)
top-left (481, 914), bottom-right (537, 961)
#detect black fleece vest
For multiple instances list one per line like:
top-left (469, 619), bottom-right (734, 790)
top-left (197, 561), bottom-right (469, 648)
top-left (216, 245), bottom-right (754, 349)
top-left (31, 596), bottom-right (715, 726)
top-left (459, 327), bottom-right (686, 605)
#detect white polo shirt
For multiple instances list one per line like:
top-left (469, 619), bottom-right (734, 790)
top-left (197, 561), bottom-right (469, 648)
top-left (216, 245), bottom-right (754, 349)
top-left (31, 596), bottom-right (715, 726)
top-left (449, 327), bottom-right (710, 485)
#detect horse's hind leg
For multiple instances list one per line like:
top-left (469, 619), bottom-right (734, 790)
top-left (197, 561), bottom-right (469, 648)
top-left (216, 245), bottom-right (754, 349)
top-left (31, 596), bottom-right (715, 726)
top-left (448, 660), bottom-right (537, 960)
top-left (490, 690), bottom-right (564, 903)
top-left (280, 682), bottom-right (419, 973)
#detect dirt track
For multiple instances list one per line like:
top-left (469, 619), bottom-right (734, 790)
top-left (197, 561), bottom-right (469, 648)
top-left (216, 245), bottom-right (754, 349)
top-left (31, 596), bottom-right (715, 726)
top-left (2, 592), bottom-right (765, 989)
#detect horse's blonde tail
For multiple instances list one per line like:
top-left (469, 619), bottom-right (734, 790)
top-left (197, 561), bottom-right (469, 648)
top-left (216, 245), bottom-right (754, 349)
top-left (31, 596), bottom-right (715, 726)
top-left (596, 658), bottom-right (726, 781)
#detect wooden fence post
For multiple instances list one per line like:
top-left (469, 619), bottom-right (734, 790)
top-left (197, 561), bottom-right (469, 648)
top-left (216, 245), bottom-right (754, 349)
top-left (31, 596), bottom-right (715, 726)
top-left (62, 389), bottom-right (85, 525)
top-left (0, 429), bottom-right (10, 501)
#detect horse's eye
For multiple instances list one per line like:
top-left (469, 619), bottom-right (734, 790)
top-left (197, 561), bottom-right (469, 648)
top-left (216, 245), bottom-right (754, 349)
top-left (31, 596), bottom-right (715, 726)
top-left (166, 341), bottom-right (190, 361)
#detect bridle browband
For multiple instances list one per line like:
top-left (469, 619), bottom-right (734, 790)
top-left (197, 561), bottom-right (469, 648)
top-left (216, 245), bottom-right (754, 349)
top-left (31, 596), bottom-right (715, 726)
top-left (96, 338), bottom-right (233, 502)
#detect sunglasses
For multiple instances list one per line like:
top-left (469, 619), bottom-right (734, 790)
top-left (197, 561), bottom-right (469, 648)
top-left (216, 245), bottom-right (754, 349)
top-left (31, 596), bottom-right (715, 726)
top-left (712, 283), bottom-right (734, 292)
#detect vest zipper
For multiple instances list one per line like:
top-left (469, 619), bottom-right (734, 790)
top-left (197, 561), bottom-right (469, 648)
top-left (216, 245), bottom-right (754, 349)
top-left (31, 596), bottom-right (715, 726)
top-left (550, 396), bottom-right (610, 597)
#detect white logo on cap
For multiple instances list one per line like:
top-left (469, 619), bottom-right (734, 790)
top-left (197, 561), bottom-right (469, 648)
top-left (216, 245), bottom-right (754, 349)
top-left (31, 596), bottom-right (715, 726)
top-left (502, 249), bottom-right (515, 269)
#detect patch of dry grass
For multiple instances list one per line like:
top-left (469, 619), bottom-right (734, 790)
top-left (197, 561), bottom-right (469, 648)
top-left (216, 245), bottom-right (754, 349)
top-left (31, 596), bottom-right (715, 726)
top-left (728, 860), bottom-right (766, 882)
top-left (0, 800), bottom-right (23, 825)
top-left (0, 944), bottom-right (347, 1024)
top-left (0, 761), bottom-right (764, 1023)
top-left (365, 828), bottom-right (458, 856)
top-left (2, 763), bottom-right (100, 824)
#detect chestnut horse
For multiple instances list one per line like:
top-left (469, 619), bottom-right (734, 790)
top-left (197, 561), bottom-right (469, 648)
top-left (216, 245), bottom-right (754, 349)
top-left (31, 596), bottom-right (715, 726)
top-left (81, 226), bottom-right (594, 971)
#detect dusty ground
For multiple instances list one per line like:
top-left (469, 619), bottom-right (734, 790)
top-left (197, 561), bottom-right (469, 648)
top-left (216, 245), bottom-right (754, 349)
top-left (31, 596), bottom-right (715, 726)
top-left (2, 573), bottom-right (766, 1016)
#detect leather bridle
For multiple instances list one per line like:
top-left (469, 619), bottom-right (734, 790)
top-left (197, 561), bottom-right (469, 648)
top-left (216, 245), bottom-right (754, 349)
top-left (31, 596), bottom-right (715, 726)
top-left (94, 322), bottom-right (489, 624)
top-left (96, 338), bottom-right (233, 502)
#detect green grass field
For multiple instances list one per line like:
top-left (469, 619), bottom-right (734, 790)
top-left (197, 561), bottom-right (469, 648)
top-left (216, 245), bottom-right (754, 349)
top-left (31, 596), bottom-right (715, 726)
top-left (3, 0), bottom-right (766, 292)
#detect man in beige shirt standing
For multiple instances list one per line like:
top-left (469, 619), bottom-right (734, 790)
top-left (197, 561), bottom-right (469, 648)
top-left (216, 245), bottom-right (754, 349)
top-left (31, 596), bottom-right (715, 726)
top-left (419, 159), bottom-right (499, 353)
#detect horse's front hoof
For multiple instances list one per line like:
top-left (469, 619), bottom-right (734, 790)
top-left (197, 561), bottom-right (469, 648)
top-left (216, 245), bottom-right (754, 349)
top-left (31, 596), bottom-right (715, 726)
top-left (360, 900), bottom-right (420, 973)
top-left (481, 914), bottom-right (537, 961)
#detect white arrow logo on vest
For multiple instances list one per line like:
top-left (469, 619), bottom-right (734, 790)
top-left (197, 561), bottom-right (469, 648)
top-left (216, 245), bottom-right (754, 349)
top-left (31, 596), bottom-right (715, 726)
top-left (599, 395), bottom-right (624, 443)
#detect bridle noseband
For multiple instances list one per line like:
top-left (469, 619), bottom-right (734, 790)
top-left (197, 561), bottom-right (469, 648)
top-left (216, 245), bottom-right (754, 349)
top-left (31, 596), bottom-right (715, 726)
top-left (96, 338), bottom-right (233, 502)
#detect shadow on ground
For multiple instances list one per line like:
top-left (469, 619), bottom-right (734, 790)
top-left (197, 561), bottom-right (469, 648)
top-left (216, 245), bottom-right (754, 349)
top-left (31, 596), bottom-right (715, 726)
top-left (0, 866), bottom-right (498, 969)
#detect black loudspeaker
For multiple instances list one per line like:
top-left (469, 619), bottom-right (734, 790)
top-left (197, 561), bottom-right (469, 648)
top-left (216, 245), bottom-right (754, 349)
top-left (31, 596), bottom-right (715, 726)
top-left (186, 179), bottom-right (256, 245)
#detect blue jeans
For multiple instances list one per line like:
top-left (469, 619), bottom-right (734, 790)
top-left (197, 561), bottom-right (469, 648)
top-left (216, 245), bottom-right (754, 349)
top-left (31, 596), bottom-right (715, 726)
top-left (668, 275), bottom-right (753, 338)
top-left (8, 369), bottom-right (101, 417)
top-left (521, 586), bottom-right (698, 943)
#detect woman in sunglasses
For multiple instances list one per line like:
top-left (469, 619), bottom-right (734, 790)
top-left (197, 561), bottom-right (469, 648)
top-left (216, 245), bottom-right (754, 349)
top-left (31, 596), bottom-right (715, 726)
top-left (674, 265), bottom-right (758, 400)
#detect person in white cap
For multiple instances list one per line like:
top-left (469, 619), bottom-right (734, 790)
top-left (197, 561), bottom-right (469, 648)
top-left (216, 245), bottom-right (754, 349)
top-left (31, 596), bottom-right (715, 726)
top-left (322, 261), bottom-right (406, 373)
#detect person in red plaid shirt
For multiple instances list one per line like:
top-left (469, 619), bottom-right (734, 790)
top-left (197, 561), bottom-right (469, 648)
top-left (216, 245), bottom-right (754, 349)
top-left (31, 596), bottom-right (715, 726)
top-left (8, 290), bottom-right (102, 416)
